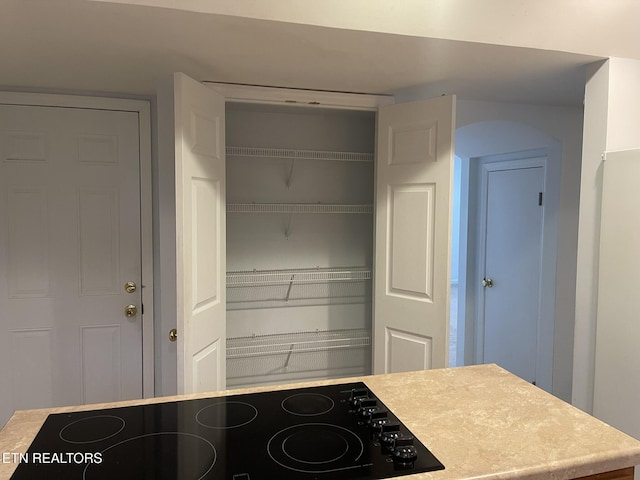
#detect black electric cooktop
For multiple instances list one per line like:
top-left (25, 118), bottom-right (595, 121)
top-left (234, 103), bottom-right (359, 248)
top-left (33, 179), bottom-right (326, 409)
top-left (10, 382), bottom-right (444, 479)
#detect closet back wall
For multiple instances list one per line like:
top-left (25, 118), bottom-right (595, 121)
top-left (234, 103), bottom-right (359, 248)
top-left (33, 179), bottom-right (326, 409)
top-left (225, 103), bottom-right (376, 387)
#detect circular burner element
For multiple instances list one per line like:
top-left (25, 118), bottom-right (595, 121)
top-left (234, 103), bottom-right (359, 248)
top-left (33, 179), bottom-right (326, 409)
top-left (59, 415), bottom-right (125, 444)
top-left (196, 401), bottom-right (258, 429)
top-left (268, 423), bottom-right (364, 474)
top-left (283, 427), bottom-right (349, 464)
top-left (281, 393), bottom-right (334, 416)
top-left (83, 432), bottom-right (216, 480)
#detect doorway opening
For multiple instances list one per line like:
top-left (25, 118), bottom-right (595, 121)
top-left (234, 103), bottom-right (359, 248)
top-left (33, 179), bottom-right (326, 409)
top-left (449, 120), bottom-right (560, 395)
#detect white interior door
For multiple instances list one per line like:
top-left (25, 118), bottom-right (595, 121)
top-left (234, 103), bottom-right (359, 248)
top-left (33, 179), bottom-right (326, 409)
top-left (478, 161), bottom-right (544, 384)
top-left (164, 72), bottom-right (226, 394)
top-left (594, 149), bottom-right (640, 440)
top-left (0, 104), bottom-right (143, 426)
top-left (374, 96), bottom-right (455, 373)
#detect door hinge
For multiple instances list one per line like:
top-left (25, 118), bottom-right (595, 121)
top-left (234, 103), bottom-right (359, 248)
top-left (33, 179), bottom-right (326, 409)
top-left (538, 192), bottom-right (543, 206)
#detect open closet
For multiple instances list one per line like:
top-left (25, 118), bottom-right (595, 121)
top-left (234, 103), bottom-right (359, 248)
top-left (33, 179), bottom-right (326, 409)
top-left (224, 103), bottom-right (376, 387)
top-left (160, 73), bottom-right (455, 395)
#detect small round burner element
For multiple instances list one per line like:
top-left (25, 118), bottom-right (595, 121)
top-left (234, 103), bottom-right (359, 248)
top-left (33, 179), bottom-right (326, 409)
top-left (281, 393), bottom-right (334, 416)
top-left (268, 423), bottom-right (364, 474)
top-left (59, 415), bottom-right (125, 444)
top-left (83, 432), bottom-right (216, 480)
top-left (196, 401), bottom-right (258, 429)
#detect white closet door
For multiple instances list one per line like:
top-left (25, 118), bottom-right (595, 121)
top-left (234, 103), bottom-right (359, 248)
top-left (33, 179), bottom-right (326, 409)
top-left (593, 149), bottom-right (640, 440)
top-left (170, 72), bottom-right (227, 394)
top-left (374, 96), bottom-right (455, 373)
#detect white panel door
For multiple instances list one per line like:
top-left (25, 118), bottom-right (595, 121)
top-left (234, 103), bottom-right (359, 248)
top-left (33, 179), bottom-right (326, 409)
top-left (0, 104), bottom-right (143, 426)
top-left (480, 162), bottom-right (544, 384)
top-left (594, 149), bottom-right (640, 440)
top-left (374, 96), bottom-right (455, 373)
top-left (170, 73), bottom-right (227, 394)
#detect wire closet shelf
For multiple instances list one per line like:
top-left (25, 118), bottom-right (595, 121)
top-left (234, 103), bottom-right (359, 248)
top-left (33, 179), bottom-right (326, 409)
top-left (226, 329), bottom-right (372, 387)
top-left (226, 266), bottom-right (372, 309)
top-left (227, 328), bottom-right (371, 359)
top-left (226, 146), bottom-right (374, 163)
top-left (227, 203), bottom-right (372, 214)
top-left (227, 266), bottom-right (371, 287)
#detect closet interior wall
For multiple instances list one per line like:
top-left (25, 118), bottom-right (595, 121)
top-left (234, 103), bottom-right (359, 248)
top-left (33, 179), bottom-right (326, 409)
top-left (225, 103), bottom-right (376, 388)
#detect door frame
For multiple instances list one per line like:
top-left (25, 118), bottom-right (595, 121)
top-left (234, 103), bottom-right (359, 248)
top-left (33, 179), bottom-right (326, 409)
top-left (470, 149), bottom-right (556, 391)
top-left (203, 82), bottom-right (394, 110)
top-left (0, 91), bottom-right (154, 398)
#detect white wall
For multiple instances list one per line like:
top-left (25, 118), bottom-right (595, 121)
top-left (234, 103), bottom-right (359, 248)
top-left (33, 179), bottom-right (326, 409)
top-left (92, 0), bottom-right (640, 60)
top-left (573, 57), bottom-right (640, 413)
top-left (606, 59), bottom-right (640, 150)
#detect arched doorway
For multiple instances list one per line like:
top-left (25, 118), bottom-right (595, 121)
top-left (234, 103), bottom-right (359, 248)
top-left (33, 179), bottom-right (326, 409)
top-left (451, 120), bottom-right (561, 393)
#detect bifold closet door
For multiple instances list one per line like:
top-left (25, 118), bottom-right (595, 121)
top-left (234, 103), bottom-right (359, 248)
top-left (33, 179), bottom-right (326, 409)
top-left (159, 72), bottom-right (227, 394)
top-left (374, 95), bottom-right (456, 374)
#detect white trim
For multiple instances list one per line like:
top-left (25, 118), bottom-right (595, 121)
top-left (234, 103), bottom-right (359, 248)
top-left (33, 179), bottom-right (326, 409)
top-left (203, 82), bottom-right (394, 110)
top-left (0, 91), bottom-right (155, 399)
top-left (603, 147), bottom-right (640, 159)
top-left (0, 92), bottom-right (148, 112)
top-left (137, 102), bottom-right (155, 399)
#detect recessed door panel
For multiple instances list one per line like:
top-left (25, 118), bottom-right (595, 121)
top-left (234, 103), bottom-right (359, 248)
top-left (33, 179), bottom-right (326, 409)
top-left (388, 184), bottom-right (435, 300)
top-left (81, 325), bottom-right (122, 404)
top-left (11, 329), bottom-right (53, 409)
top-left (7, 187), bottom-right (49, 298)
top-left (389, 123), bottom-right (437, 165)
top-left (386, 328), bottom-right (432, 373)
top-left (4, 131), bottom-right (48, 162)
top-left (78, 188), bottom-right (120, 296)
top-left (193, 339), bottom-right (221, 393)
top-left (190, 111), bottom-right (220, 159)
top-left (192, 178), bottom-right (220, 310)
top-left (77, 134), bottom-right (119, 165)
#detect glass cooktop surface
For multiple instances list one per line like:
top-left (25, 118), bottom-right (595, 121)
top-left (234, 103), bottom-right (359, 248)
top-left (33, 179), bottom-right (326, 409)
top-left (10, 382), bottom-right (444, 479)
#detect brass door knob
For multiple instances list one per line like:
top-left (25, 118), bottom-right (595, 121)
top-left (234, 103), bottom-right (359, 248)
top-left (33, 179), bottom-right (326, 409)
top-left (169, 328), bottom-right (178, 342)
top-left (482, 278), bottom-right (494, 288)
top-left (124, 304), bottom-right (137, 317)
top-left (124, 281), bottom-right (137, 293)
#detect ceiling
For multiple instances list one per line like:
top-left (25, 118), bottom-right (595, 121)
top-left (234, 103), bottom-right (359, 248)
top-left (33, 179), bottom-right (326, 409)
top-left (0, 0), bottom-right (604, 106)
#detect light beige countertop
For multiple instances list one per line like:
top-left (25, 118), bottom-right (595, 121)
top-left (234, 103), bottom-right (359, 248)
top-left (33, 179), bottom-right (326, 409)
top-left (1, 364), bottom-right (639, 480)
